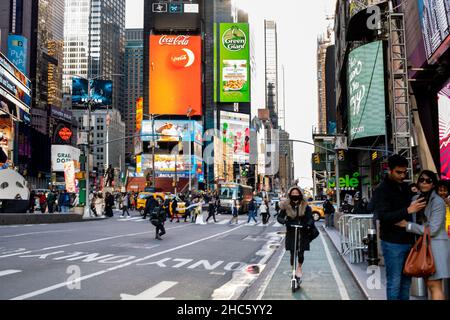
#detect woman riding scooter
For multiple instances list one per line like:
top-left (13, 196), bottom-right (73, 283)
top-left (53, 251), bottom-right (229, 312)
top-left (277, 186), bottom-right (319, 291)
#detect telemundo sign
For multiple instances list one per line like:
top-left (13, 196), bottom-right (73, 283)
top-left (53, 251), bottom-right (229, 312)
top-left (328, 172), bottom-right (361, 190)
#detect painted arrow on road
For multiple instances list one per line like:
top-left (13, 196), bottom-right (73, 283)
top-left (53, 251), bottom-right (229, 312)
top-left (120, 281), bottom-right (178, 300)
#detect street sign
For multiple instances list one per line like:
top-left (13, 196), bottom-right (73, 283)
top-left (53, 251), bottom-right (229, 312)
top-left (169, 3), bottom-right (182, 13)
top-left (152, 3), bottom-right (167, 13)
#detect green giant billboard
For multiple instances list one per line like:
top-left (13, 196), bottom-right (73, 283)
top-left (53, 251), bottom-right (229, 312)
top-left (218, 23), bottom-right (250, 103)
top-left (347, 41), bottom-right (386, 141)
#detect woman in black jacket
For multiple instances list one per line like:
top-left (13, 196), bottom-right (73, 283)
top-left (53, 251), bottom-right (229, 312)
top-left (278, 186), bottom-right (318, 283)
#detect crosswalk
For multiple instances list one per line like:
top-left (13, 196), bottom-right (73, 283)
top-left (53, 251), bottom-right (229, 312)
top-left (115, 216), bottom-right (284, 228)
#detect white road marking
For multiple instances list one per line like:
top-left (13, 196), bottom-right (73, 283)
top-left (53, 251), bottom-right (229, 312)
top-left (120, 281), bottom-right (177, 300)
top-left (216, 220), bottom-right (229, 225)
top-left (0, 230), bottom-right (75, 238)
top-left (319, 230), bottom-right (350, 300)
top-left (256, 249), bottom-right (286, 300)
top-left (0, 269), bottom-right (22, 277)
top-left (10, 224), bottom-right (246, 300)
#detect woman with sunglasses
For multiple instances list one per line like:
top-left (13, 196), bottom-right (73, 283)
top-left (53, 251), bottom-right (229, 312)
top-left (396, 170), bottom-right (449, 300)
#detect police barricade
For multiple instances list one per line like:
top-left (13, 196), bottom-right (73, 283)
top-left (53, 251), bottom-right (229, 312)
top-left (348, 214), bottom-right (374, 263)
top-left (338, 214), bottom-right (374, 263)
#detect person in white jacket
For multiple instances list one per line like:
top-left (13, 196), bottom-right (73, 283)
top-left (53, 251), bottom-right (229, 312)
top-left (260, 200), bottom-right (270, 225)
top-left (94, 192), bottom-right (105, 217)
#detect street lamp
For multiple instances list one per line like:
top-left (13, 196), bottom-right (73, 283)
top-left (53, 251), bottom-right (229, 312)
top-left (68, 73), bottom-right (123, 218)
top-left (186, 106), bottom-right (193, 194)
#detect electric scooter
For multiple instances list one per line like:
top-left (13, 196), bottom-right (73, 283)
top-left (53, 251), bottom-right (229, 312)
top-left (291, 224), bottom-right (303, 292)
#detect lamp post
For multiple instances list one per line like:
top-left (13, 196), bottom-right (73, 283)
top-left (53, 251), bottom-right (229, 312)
top-left (68, 73), bottom-right (122, 218)
top-left (186, 107), bottom-right (193, 194)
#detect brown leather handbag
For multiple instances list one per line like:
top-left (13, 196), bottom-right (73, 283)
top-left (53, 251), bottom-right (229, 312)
top-left (403, 226), bottom-right (435, 277)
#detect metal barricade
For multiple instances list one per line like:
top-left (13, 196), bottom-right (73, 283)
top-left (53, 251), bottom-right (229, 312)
top-left (338, 214), bottom-right (374, 263)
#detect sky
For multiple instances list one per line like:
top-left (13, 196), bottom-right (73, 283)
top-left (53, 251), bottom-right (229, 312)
top-left (125, 0), bottom-right (336, 189)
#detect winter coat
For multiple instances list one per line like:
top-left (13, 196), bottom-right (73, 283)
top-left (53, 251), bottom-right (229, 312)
top-left (278, 199), bottom-right (316, 252)
top-left (94, 197), bottom-right (105, 215)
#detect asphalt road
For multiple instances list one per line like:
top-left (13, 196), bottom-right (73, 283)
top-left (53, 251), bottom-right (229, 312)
top-left (0, 208), bottom-right (365, 300)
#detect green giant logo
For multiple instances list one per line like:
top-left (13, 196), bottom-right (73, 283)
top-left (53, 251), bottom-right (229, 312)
top-left (222, 26), bottom-right (247, 52)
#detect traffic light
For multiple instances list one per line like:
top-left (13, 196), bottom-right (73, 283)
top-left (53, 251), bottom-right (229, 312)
top-left (313, 153), bottom-right (320, 164)
top-left (338, 150), bottom-right (345, 161)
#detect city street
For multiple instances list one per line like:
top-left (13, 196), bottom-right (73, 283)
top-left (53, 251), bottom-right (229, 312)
top-left (0, 209), bottom-right (365, 300)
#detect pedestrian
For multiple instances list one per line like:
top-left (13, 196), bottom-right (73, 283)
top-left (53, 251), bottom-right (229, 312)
top-left (323, 197), bottom-right (335, 227)
top-left (229, 199), bottom-right (239, 224)
top-left (47, 189), bottom-right (57, 214)
top-left (150, 199), bottom-right (166, 240)
top-left (39, 192), bottom-right (47, 213)
top-left (94, 192), bottom-right (105, 217)
top-left (260, 200), bottom-right (270, 225)
top-left (58, 190), bottom-right (71, 213)
top-left (28, 189), bottom-right (36, 213)
top-left (436, 180), bottom-right (450, 237)
top-left (206, 196), bottom-right (217, 223)
top-left (184, 197), bottom-right (191, 222)
top-left (120, 193), bottom-right (130, 218)
top-left (371, 154), bottom-right (427, 300)
top-left (162, 195), bottom-right (171, 221)
top-left (170, 197), bottom-right (180, 222)
top-left (277, 186), bottom-right (319, 284)
top-left (247, 196), bottom-right (258, 224)
top-left (214, 193), bottom-right (221, 215)
top-left (274, 200), bottom-right (280, 217)
top-left (395, 170), bottom-right (450, 300)
top-left (104, 192), bottom-right (115, 217)
top-left (143, 195), bottom-right (158, 220)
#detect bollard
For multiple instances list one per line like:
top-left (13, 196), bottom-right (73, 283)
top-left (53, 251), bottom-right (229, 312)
top-left (367, 229), bottom-right (379, 266)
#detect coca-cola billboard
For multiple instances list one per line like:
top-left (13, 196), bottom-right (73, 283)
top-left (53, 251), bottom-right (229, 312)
top-left (149, 35), bottom-right (202, 116)
top-left (149, 0), bottom-right (201, 32)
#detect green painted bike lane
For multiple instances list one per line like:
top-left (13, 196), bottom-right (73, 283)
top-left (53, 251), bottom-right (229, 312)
top-left (259, 229), bottom-right (367, 300)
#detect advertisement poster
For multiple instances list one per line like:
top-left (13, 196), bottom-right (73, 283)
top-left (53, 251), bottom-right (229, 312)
top-left (141, 120), bottom-right (203, 143)
top-left (0, 117), bottom-right (13, 167)
top-left (51, 145), bottom-right (81, 172)
top-left (140, 154), bottom-right (198, 175)
top-left (220, 111), bottom-right (250, 163)
top-left (149, 35), bottom-right (202, 116)
top-left (72, 78), bottom-right (113, 108)
top-left (418, 0), bottom-right (450, 64)
top-left (7, 35), bottom-right (28, 75)
top-left (64, 161), bottom-right (76, 193)
top-left (347, 41), bottom-right (386, 141)
top-left (0, 53), bottom-right (32, 113)
top-left (438, 81), bottom-right (450, 180)
top-left (219, 23), bottom-right (250, 103)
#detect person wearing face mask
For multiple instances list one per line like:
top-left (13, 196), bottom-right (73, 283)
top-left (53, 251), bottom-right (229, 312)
top-left (277, 186), bottom-right (319, 286)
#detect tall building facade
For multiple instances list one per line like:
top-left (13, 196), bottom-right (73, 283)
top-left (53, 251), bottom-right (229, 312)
top-left (264, 20), bottom-right (278, 128)
top-left (316, 31), bottom-right (332, 134)
top-left (124, 29), bottom-right (143, 162)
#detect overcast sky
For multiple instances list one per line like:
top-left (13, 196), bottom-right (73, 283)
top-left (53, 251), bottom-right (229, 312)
top-left (125, 0), bottom-right (336, 188)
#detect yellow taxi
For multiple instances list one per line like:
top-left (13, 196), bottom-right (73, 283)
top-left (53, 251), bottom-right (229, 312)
top-left (136, 192), bottom-right (165, 215)
top-left (309, 201), bottom-right (326, 221)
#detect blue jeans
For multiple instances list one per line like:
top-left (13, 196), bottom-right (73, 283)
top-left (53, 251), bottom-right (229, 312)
top-left (61, 206), bottom-right (70, 213)
top-left (381, 241), bottom-right (412, 300)
top-left (247, 210), bottom-right (257, 223)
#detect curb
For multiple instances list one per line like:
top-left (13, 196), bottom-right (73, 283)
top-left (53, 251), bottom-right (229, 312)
top-left (0, 213), bottom-right (107, 225)
top-left (321, 226), bottom-right (372, 300)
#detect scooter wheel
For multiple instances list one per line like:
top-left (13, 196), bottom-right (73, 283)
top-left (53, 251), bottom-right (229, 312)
top-left (291, 280), bottom-right (297, 292)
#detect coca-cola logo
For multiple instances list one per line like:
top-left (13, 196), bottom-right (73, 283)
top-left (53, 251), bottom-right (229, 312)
top-left (159, 35), bottom-right (190, 46)
top-left (170, 48), bottom-right (195, 68)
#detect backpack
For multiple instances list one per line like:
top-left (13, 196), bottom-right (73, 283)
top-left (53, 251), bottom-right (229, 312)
top-left (150, 207), bottom-right (161, 226)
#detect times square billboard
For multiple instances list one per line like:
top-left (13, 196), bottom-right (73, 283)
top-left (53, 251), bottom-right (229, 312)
top-left (149, 0), bottom-right (201, 32)
top-left (71, 78), bottom-right (113, 109)
top-left (438, 80), bottom-right (450, 180)
top-left (149, 35), bottom-right (202, 116)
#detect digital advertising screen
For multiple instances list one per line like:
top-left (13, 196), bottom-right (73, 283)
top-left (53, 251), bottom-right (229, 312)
top-left (220, 111), bottom-right (250, 163)
top-left (347, 41), bottom-right (386, 141)
top-left (141, 120), bottom-right (203, 143)
top-left (7, 34), bottom-right (28, 75)
top-left (218, 23), bottom-right (250, 103)
top-left (438, 81), bottom-right (450, 180)
top-left (71, 78), bottom-right (113, 108)
top-left (149, 35), bottom-right (202, 116)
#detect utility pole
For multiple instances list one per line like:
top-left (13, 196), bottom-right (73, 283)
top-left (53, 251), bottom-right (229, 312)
top-left (84, 79), bottom-right (92, 218)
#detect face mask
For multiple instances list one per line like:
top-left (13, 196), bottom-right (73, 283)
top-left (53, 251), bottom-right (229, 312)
top-left (291, 195), bottom-right (301, 202)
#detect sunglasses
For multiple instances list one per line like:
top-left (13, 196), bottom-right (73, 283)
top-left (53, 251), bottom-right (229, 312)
top-left (418, 178), bottom-right (433, 184)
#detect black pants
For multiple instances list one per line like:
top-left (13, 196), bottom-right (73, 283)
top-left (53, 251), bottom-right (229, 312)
top-left (48, 202), bottom-right (55, 213)
top-left (206, 211), bottom-right (216, 222)
top-left (262, 213), bottom-right (270, 224)
top-left (289, 249), bottom-right (305, 266)
top-left (156, 223), bottom-right (166, 237)
top-left (121, 206), bottom-right (130, 216)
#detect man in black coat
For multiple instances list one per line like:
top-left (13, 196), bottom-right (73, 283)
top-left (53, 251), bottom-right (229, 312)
top-left (143, 195), bottom-right (158, 219)
top-left (371, 154), bottom-right (426, 300)
top-left (323, 198), bottom-right (335, 227)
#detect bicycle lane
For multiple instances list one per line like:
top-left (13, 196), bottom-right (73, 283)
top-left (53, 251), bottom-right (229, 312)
top-left (244, 226), bottom-right (367, 300)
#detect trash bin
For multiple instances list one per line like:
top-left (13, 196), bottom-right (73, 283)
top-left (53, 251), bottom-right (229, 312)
top-left (410, 277), bottom-right (427, 297)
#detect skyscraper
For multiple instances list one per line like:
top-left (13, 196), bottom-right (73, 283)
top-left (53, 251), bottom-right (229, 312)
top-left (264, 20), bottom-right (278, 129)
top-left (124, 28), bottom-right (144, 162)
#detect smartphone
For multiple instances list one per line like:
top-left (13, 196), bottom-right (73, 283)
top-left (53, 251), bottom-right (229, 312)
top-left (417, 193), bottom-right (430, 205)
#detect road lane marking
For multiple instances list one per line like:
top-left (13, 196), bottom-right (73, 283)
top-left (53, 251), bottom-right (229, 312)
top-left (0, 230), bottom-right (75, 238)
top-left (0, 269), bottom-right (22, 277)
top-left (319, 230), bottom-right (350, 300)
top-left (10, 224), bottom-right (246, 300)
top-left (120, 281), bottom-right (177, 300)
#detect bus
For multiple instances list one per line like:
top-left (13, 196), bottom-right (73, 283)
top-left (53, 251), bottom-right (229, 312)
top-left (218, 183), bottom-right (253, 214)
